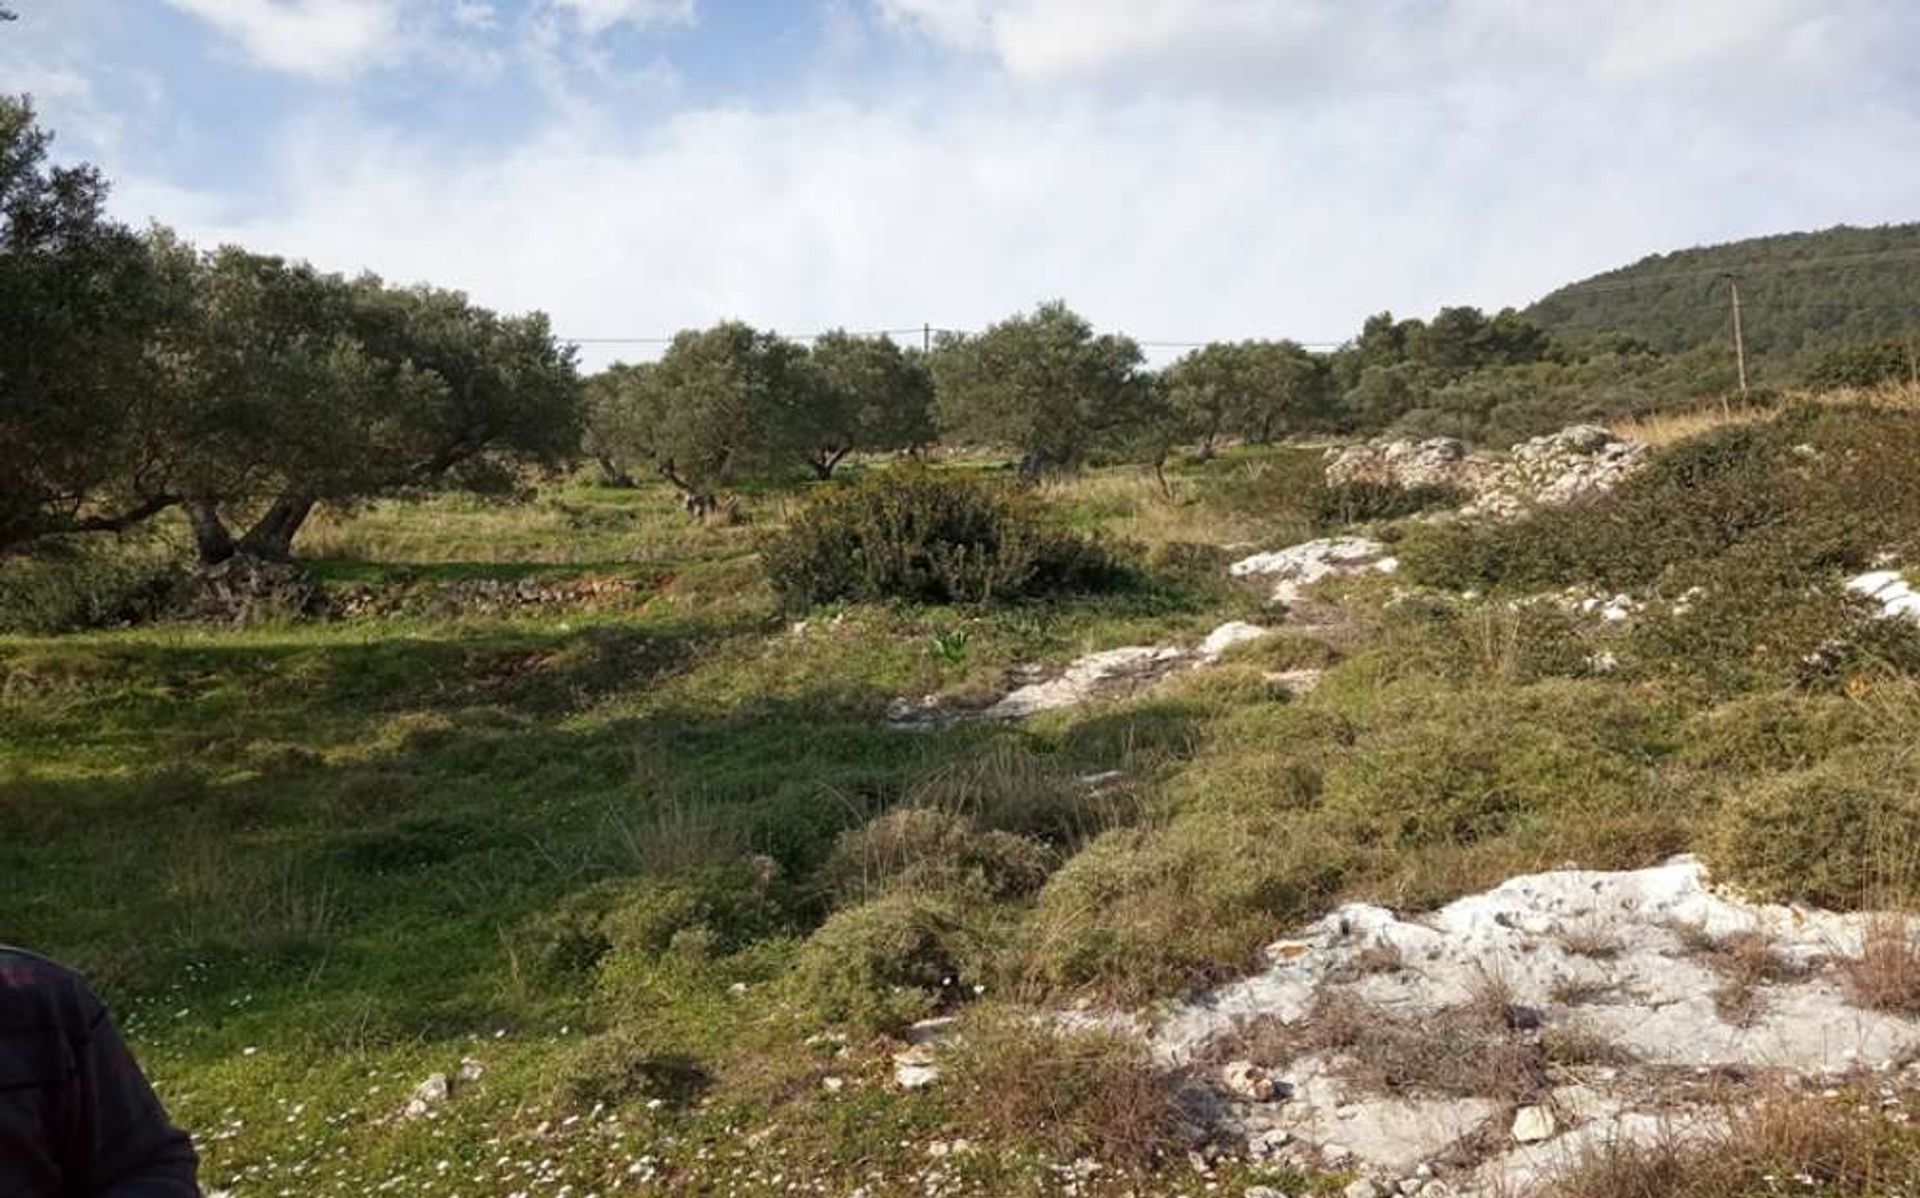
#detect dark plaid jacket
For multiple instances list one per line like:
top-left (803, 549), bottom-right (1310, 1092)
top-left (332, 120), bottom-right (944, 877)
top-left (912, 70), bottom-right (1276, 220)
top-left (0, 949), bottom-right (198, 1197)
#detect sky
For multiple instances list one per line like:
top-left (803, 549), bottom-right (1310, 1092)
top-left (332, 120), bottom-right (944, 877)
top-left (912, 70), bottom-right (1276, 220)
top-left (5, 0), bottom-right (1918, 368)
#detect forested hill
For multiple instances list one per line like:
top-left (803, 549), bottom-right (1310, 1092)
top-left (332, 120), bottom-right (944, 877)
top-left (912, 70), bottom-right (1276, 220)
top-left (1526, 223), bottom-right (1920, 372)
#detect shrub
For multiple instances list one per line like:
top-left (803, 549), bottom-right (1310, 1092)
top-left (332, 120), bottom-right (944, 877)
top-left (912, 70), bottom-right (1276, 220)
top-left (515, 863), bottom-right (794, 984)
top-left (0, 547), bottom-right (190, 634)
top-left (1023, 812), bottom-right (1351, 1002)
top-left (785, 892), bottom-right (991, 1032)
top-left (1320, 693), bottom-right (1650, 850)
top-left (945, 1013), bottom-right (1183, 1170)
top-left (1678, 693), bottom-right (1877, 775)
top-left (1705, 747), bottom-right (1920, 908)
top-left (1311, 480), bottom-right (1465, 528)
top-left (762, 469), bottom-right (1131, 608)
top-left (906, 742), bottom-right (1128, 845)
top-left (819, 808), bottom-right (1054, 905)
top-left (1398, 402), bottom-right (1920, 598)
top-left (556, 1029), bottom-right (710, 1110)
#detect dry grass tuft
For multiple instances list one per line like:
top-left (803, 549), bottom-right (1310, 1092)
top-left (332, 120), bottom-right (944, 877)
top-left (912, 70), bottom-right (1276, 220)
top-left (1551, 1087), bottom-right (1920, 1197)
top-left (1230, 988), bottom-right (1551, 1104)
top-left (1559, 920), bottom-right (1626, 961)
top-left (946, 1013), bottom-right (1187, 1172)
top-left (1611, 382), bottom-right (1920, 446)
top-left (1845, 914), bottom-right (1920, 1016)
top-left (1671, 925), bottom-right (1810, 1026)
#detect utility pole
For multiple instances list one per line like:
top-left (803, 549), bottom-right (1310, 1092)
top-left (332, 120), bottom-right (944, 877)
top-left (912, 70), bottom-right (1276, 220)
top-left (1907, 331), bottom-right (1917, 388)
top-left (923, 322), bottom-right (931, 355)
top-left (1728, 276), bottom-right (1750, 398)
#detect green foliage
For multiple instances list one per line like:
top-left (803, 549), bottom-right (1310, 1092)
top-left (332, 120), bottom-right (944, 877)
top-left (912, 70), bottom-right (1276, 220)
top-left (581, 323), bottom-right (815, 505)
top-left (1024, 812), bottom-right (1351, 1001)
top-left (1805, 339), bottom-right (1917, 389)
top-left (1, 99), bottom-right (581, 562)
top-left (806, 331), bottom-right (935, 477)
top-left (1311, 480), bottom-right (1465, 528)
top-left (515, 864), bottom-right (794, 986)
top-left (1706, 746), bottom-right (1920, 908)
top-left (761, 469), bottom-right (1130, 609)
top-left (1319, 689), bottom-right (1649, 849)
top-left (819, 807), bottom-right (1054, 905)
top-left (931, 301), bottom-right (1148, 473)
top-left (785, 892), bottom-right (988, 1032)
top-left (1400, 403), bottom-right (1920, 597)
top-left (557, 1030), bottom-right (711, 1110)
top-left (0, 545), bottom-right (190, 633)
top-left (1164, 339), bottom-right (1332, 452)
top-left (1528, 223), bottom-right (1920, 382)
top-left (155, 243), bottom-right (583, 562)
top-left (0, 97), bottom-right (176, 551)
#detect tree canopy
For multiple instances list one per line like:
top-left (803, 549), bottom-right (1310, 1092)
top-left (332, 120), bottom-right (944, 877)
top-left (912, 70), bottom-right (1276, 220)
top-left (0, 98), bottom-right (580, 561)
top-left (930, 302), bottom-right (1146, 474)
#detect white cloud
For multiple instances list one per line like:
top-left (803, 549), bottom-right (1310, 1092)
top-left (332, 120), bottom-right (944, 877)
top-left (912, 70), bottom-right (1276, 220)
top-left (546, 0), bottom-right (696, 35)
top-left (163, 0), bottom-right (401, 80)
top-left (104, 1), bottom-right (1920, 372)
top-left (880, 0), bottom-right (1897, 99)
top-left (449, 1), bottom-right (498, 31)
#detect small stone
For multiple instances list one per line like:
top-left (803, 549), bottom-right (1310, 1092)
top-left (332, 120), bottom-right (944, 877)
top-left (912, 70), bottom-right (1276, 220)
top-left (1343, 1180), bottom-right (1382, 1198)
top-left (1323, 1142), bottom-right (1354, 1165)
top-left (456, 1057), bottom-right (485, 1083)
top-left (1244, 1187), bottom-right (1288, 1198)
top-left (1220, 1059), bottom-right (1282, 1102)
top-left (821, 1076), bottom-right (844, 1094)
top-left (1511, 1104), bottom-right (1557, 1143)
top-left (402, 1073), bottom-right (450, 1118)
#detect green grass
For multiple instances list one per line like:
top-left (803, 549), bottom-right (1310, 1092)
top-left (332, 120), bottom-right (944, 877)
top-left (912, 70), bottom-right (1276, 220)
top-left (6, 424), bottom-right (1920, 1195)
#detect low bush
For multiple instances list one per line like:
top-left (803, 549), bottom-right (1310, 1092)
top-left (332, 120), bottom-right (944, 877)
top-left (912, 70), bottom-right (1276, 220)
top-left (1311, 480), bottom-right (1465, 529)
top-left (945, 1013), bottom-right (1184, 1170)
top-left (1320, 690), bottom-right (1653, 850)
top-left (1705, 747), bottom-right (1920, 908)
top-left (785, 892), bottom-right (991, 1032)
top-left (906, 742), bottom-right (1130, 845)
top-left (0, 546), bottom-right (190, 634)
top-left (556, 1029), bottom-right (711, 1110)
top-left (515, 863), bottom-right (795, 985)
top-left (1398, 403), bottom-right (1920, 597)
top-left (762, 469), bottom-right (1132, 608)
top-left (1022, 812), bottom-right (1351, 1002)
top-left (819, 807), bottom-right (1054, 905)
top-left (1678, 693), bottom-right (1878, 775)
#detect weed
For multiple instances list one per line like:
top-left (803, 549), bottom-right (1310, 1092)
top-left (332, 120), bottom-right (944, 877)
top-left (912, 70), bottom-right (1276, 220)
top-left (1844, 915), bottom-right (1920, 1016)
top-left (946, 1012), bottom-right (1185, 1172)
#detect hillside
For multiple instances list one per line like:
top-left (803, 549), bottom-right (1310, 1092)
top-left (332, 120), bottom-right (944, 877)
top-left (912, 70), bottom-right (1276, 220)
top-left (1527, 223), bottom-right (1920, 379)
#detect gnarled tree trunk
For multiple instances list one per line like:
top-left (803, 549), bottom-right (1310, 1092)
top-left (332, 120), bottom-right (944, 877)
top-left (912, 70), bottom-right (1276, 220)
top-left (185, 500), bottom-right (236, 566)
top-left (238, 491), bottom-right (317, 561)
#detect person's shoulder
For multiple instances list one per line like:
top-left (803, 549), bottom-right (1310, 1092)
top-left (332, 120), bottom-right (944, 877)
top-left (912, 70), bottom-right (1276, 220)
top-left (0, 946), bottom-right (96, 1017)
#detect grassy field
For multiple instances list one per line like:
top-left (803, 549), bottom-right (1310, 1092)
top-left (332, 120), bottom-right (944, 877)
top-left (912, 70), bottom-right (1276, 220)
top-left (7, 403), bottom-right (1920, 1195)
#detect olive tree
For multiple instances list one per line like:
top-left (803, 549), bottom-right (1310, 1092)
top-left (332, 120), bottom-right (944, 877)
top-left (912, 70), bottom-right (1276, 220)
top-left (931, 302), bottom-right (1145, 475)
top-left (804, 331), bottom-right (934, 477)
top-left (0, 97), bottom-right (179, 553)
top-left (579, 322), bottom-right (814, 517)
top-left (155, 245), bottom-right (582, 563)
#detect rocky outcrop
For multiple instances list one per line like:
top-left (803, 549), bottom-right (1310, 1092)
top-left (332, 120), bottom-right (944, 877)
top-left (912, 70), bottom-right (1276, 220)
top-left (1325, 436), bottom-right (1479, 492)
top-left (886, 621), bottom-right (1281, 729)
top-left (1323, 425), bottom-right (1648, 522)
top-left (1847, 569), bottom-right (1920, 623)
top-left (1228, 537), bottom-right (1399, 605)
top-left (1149, 856), bottom-right (1920, 1197)
top-left (1460, 426), bottom-right (1648, 520)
